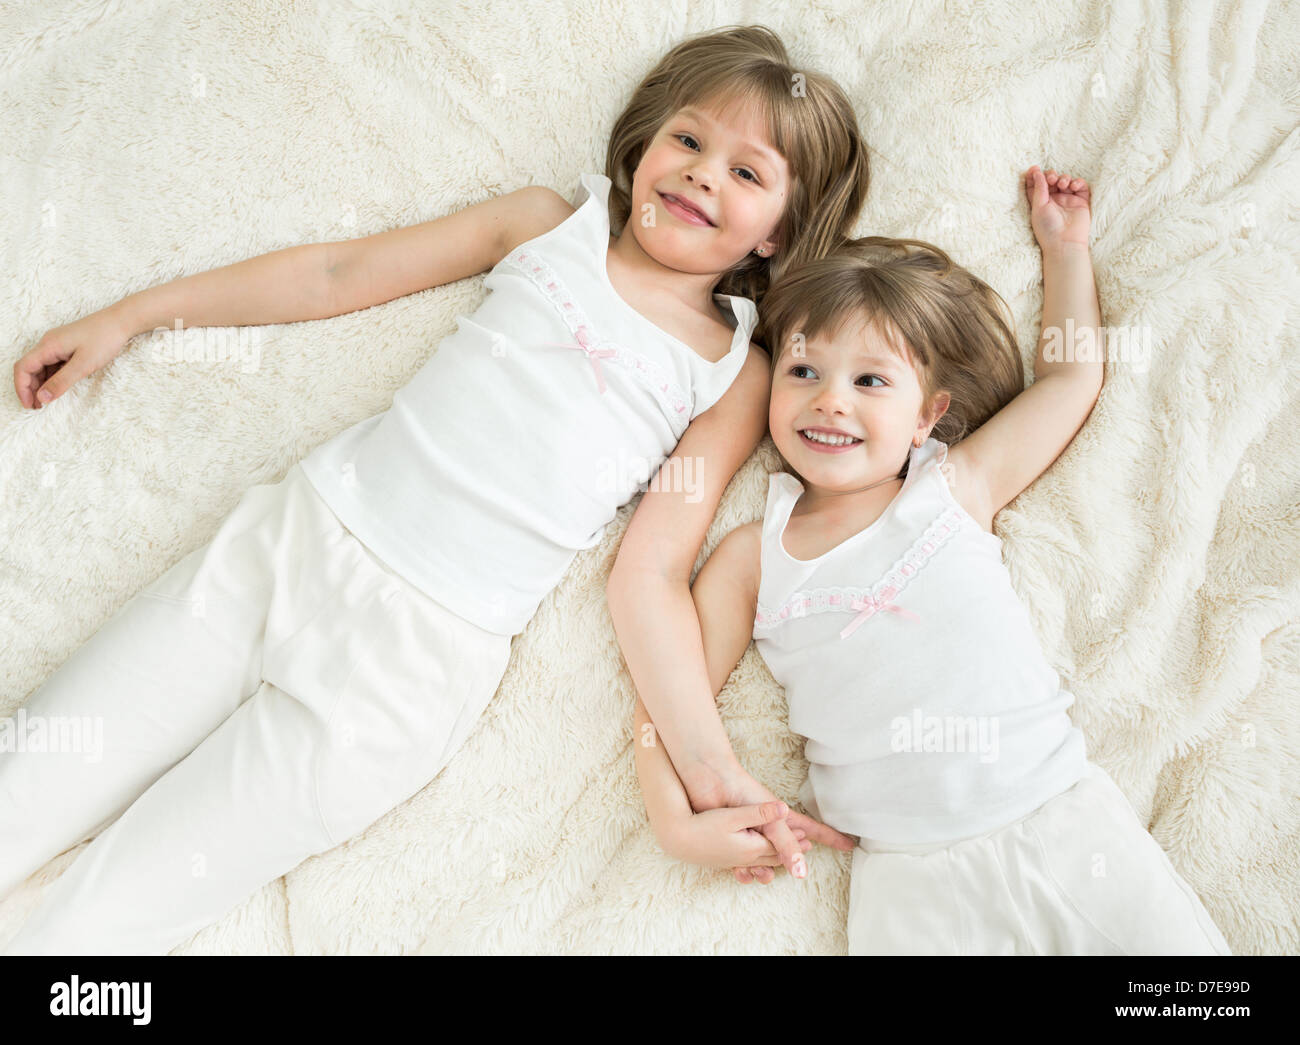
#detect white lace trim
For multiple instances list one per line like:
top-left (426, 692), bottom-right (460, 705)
top-left (754, 506), bottom-right (965, 633)
top-left (500, 247), bottom-right (693, 424)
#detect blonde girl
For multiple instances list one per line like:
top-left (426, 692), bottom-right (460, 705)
top-left (2, 25), bottom-right (866, 954)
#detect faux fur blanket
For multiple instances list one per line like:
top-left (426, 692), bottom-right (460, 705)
top-left (1, 0), bottom-right (1296, 954)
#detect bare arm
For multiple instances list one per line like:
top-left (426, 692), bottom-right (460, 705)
top-left (19, 184), bottom-right (567, 408)
top-left (605, 345), bottom-right (771, 791)
top-left (108, 241), bottom-right (336, 340)
top-left (629, 523), bottom-right (849, 876)
top-left (110, 184), bottom-right (564, 338)
top-left (630, 692), bottom-right (794, 869)
top-left (949, 167), bottom-right (1104, 524)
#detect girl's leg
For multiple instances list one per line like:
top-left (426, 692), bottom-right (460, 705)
top-left (0, 468), bottom-right (329, 900)
top-left (1, 502), bottom-right (512, 955)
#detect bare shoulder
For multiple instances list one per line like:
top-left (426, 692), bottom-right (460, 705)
top-left (697, 343), bottom-right (772, 418)
top-left (676, 343), bottom-right (771, 465)
top-left (500, 185), bottom-right (575, 253)
top-left (740, 341), bottom-right (774, 383)
top-left (944, 440), bottom-right (996, 534)
top-left (705, 519), bottom-right (763, 598)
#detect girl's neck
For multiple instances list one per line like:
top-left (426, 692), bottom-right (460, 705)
top-left (794, 471), bottom-right (905, 525)
top-left (608, 229), bottom-right (725, 318)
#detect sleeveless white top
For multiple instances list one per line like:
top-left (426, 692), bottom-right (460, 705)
top-left (752, 439), bottom-right (1088, 845)
top-left (300, 172), bottom-right (758, 635)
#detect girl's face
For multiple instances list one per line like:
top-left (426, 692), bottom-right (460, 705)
top-left (769, 312), bottom-right (948, 493)
top-left (630, 96), bottom-right (789, 275)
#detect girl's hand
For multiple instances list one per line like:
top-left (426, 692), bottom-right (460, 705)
top-left (687, 761), bottom-right (857, 884)
top-left (14, 310), bottom-right (134, 409)
top-left (658, 801), bottom-right (813, 871)
top-left (1024, 166), bottom-right (1091, 251)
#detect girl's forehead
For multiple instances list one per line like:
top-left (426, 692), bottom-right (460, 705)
top-left (674, 92), bottom-right (784, 152)
top-left (811, 312), bottom-right (908, 355)
top-left (778, 316), bottom-right (921, 374)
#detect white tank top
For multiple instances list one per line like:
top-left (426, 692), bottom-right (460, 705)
top-left (752, 438), bottom-right (1088, 845)
top-left (300, 172), bottom-right (758, 636)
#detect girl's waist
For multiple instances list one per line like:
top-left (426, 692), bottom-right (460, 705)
top-left (801, 733), bottom-right (1090, 851)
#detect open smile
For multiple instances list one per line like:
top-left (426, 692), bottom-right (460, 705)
top-left (798, 427), bottom-right (863, 454)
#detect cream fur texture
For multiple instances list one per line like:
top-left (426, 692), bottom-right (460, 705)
top-left (1, 0), bottom-right (1296, 954)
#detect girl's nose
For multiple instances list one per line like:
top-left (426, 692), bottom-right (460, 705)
top-left (682, 163), bottom-right (717, 194)
top-left (811, 380), bottom-right (853, 415)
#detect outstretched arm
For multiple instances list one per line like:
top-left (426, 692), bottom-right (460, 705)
top-left (948, 166), bottom-right (1104, 521)
top-left (15, 184), bottom-right (558, 409)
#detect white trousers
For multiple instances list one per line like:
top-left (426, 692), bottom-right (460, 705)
top-left (846, 761), bottom-right (1233, 955)
top-left (0, 463), bottom-right (512, 955)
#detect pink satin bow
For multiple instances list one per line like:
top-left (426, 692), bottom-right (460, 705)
top-left (542, 324), bottom-right (617, 393)
top-left (839, 585), bottom-right (920, 639)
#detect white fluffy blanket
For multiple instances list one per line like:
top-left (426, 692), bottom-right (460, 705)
top-left (2, 0), bottom-right (1296, 954)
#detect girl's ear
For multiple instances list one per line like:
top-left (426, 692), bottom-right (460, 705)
top-left (916, 391), bottom-right (951, 443)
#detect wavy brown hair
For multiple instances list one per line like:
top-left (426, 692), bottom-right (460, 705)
top-left (762, 236), bottom-right (1025, 477)
top-left (604, 25), bottom-right (869, 340)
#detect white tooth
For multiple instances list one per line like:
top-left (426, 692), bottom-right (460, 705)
top-left (804, 430), bottom-right (858, 446)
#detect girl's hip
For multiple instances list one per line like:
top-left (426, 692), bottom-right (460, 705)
top-left (847, 761), bottom-right (1231, 955)
top-left (142, 462), bottom-right (512, 718)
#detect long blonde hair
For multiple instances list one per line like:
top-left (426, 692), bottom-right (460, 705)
top-left (761, 236), bottom-right (1025, 476)
top-left (604, 25), bottom-right (869, 339)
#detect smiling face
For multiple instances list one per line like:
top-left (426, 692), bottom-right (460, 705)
top-left (628, 95), bottom-right (791, 276)
top-left (770, 311), bottom-right (949, 493)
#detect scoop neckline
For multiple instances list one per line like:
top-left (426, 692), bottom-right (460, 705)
top-left (600, 233), bottom-right (751, 367)
top-left (776, 471), bottom-right (910, 566)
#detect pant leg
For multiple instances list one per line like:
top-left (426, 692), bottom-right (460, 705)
top-left (1015, 761), bottom-right (1233, 955)
top-left (847, 833), bottom-right (1037, 956)
top-left (1, 489), bottom-right (513, 955)
top-left (0, 466), bottom-right (331, 899)
top-left (845, 761), bottom-right (1233, 956)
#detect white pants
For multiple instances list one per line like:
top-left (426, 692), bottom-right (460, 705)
top-left (0, 463), bottom-right (512, 955)
top-left (846, 761), bottom-right (1233, 955)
